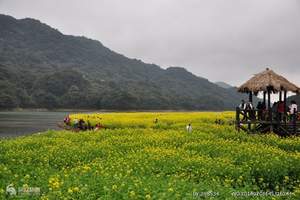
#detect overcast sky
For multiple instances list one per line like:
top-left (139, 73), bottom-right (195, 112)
top-left (1, 0), bottom-right (300, 86)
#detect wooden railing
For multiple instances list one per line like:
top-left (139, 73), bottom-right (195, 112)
top-left (235, 107), bottom-right (299, 135)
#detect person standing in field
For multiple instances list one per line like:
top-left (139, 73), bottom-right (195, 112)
top-left (186, 124), bottom-right (192, 133)
top-left (73, 119), bottom-right (79, 129)
top-left (245, 101), bottom-right (254, 120)
top-left (239, 100), bottom-right (247, 120)
top-left (94, 123), bottom-right (104, 131)
top-left (277, 101), bottom-right (285, 121)
top-left (289, 100), bottom-right (298, 122)
top-left (239, 100), bottom-right (246, 110)
top-left (64, 115), bottom-right (71, 126)
top-left (78, 119), bottom-right (86, 130)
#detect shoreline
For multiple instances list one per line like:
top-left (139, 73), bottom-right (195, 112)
top-left (0, 108), bottom-right (234, 113)
top-left (0, 111), bottom-right (234, 139)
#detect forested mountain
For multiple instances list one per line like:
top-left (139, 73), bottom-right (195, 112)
top-left (0, 14), bottom-right (250, 110)
top-left (287, 95), bottom-right (300, 104)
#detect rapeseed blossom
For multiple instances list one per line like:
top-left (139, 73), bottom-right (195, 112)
top-left (0, 112), bottom-right (299, 199)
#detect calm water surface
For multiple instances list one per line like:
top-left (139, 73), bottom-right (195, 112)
top-left (0, 111), bottom-right (76, 138)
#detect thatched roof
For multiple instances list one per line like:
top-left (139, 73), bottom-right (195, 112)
top-left (238, 68), bottom-right (300, 94)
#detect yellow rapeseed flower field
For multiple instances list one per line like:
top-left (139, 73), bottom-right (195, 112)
top-left (0, 112), bottom-right (299, 199)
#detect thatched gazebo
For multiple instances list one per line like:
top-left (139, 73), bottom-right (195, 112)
top-left (236, 68), bottom-right (300, 135)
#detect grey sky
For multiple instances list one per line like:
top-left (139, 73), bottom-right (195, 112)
top-left (0, 0), bottom-right (300, 87)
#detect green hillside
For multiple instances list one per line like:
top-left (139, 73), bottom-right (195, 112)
top-left (0, 14), bottom-right (250, 110)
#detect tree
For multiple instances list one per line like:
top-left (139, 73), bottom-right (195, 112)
top-left (33, 90), bottom-right (58, 109)
top-left (16, 88), bottom-right (34, 107)
top-left (0, 94), bottom-right (17, 109)
top-left (61, 85), bottom-right (87, 108)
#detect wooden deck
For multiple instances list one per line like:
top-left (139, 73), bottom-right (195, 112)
top-left (236, 108), bottom-right (300, 136)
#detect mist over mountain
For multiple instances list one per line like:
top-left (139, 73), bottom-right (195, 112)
top-left (215, 82), bottom-right (234, 89)
top-left (0, 14), bottom-right (251, 110)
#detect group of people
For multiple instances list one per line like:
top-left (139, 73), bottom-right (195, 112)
top-left (239, 99), bottom-right (298, 122)
top-left (63, 115), bottom-right (104, 131)
top-left (63, 116), bottom-right (194, 133)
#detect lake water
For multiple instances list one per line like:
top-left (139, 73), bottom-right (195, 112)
top-left (0, 111), bottom-right (74, 138)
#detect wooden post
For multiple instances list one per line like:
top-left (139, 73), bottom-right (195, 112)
top-left (267, 90), bottom-right (271, 111)
top-left (268, 89), bottom-right (273, 132)
top-left (263, 92), bottom-right (266, 105)
top-left (279, 91), bottom-right (282, 102)
top-left (247, 92), bottom-right (253, 131)
top-left (293, 111), bottom-right (296, 135)
top-left (236, 107), bottom-right (240, 132)
top-left (284, 91), bottom-right (287, 125)
top-left (249, 91), bottom-right (253, 103)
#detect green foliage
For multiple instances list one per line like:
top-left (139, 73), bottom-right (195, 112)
top-left (33, 70), bottom-right (90, 97)
top-left (0, 112), bottom-right (299, 199)
top-left (33, 91), bottom-right (58, 109)
top-left (0, 94), bottom-right (17, 109)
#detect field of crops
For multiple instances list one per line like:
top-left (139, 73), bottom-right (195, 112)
top-left (0, 112), bottom-right (300, 199)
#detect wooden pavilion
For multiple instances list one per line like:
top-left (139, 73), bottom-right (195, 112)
top-left (235, 68), bottom-right (300, 136)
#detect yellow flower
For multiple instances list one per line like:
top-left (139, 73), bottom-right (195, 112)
top-left (48, 177), bottom-right (62, 190)
top-left (168, 188), bottom-right (174, 192)
top-left (284, 176), bottom-right (289, 183)
top-left (40, 195), bottom-right (49, 200)
top-left (82, 165), bottom-right (91, 172)
top-left (129, 191), bottom-right (136, 197)
top-left (73, 187), bottom-right (80, 193)
top-left (145, 194), bottom-right (151, 199)
top-left (112, 185), bottom-right (117, 191)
